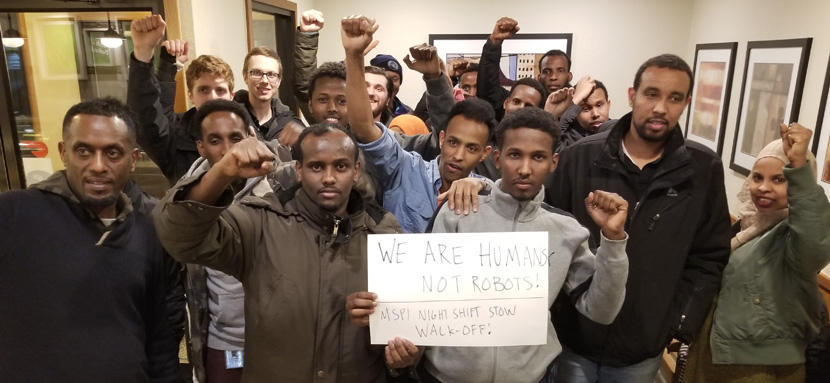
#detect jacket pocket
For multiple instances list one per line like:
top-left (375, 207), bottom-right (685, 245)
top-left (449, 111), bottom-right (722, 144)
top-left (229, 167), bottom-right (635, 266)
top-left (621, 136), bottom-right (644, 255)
top-left (645, 192), bottom-right (691, 231)
top-left (400, 175), bottom-right (435, 231)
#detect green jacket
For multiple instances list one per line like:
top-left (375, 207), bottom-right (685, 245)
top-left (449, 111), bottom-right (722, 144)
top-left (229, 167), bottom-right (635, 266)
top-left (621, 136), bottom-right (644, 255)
top-left (153, 175), bottom-right (402, 382)
top-left (293, 29), bottom-right (319, 124)
top-left (711, 161), bottom-right (830, 365)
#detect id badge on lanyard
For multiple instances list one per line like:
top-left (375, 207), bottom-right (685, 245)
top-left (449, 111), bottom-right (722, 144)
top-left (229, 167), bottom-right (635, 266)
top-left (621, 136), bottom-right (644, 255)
top-left (225, 350), bottom-right (243, 369)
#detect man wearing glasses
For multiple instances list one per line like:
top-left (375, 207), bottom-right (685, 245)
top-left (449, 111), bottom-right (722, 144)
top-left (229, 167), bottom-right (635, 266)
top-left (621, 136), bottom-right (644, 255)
top-left (233, 47), bottom-right (306, 160)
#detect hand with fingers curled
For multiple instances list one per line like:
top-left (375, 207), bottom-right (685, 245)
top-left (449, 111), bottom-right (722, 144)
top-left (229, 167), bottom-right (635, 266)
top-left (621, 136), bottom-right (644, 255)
top-left (130, 14), bottom-right (166, 63)
top-left (278, 121), bottom-right (305, 148)
top-left (489, 17), bottom-right (519, 45)
top-left (585, 190), bottom-right (628, 240)
top-left (403, 43), bottom-right (442, 79)
top-left (780, 122), bottom-right (813, 169)
top-left (299, 9), bottom-right (325, 32)
top-left (212, 137), bottom-right (276, 181)
top-left (437, 177), bottom-right (487, 215)
top-left (545, 87), bottom-right (574, 119)
top-left (161, 39), bottom-right (189, 64)
top-left (385, 337), bottom-right (420, 369)
top-left (341, 15), bottom-right (379, 57)
top-left (447, 58), bottom-right (471, 78)
top-left (572, 76), bottom-right (597, 105)
top-left (346, 291), bottom-right (377, 327)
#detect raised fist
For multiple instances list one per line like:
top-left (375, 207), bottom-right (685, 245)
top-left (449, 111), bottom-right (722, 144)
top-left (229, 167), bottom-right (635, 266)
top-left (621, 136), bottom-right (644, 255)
top-left (299, 9), bottom-right (324, 32)
top-left (490, 17), bottom-right (519, 44)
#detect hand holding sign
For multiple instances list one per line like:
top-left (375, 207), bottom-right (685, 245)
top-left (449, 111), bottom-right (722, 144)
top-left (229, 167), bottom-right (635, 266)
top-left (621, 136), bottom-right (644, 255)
top-left (585, 190), bottom-right (628, 240)
top-left (347, 291), bottom-right (377, 326)
top-left (348, 291), bottom-right (419, 368)
top-left (386, 337), bottom-right (419, 369)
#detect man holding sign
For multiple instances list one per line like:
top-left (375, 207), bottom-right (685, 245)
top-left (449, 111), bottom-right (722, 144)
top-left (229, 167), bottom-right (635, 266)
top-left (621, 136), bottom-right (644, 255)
top-left (154, 123), bottom-right (405, 382)
top-left (349, 107), bottom-right (630, 382)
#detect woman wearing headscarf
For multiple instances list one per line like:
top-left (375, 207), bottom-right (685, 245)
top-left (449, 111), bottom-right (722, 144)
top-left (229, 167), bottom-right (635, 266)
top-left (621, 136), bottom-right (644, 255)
top-left (683, 122), bottom-right (830, 383)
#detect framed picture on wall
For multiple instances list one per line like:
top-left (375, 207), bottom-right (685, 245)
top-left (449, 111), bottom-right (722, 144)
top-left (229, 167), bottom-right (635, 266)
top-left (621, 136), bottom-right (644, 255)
top-left (729, 38), bottom-right (812, 175)
top-left (428, 34), bottom-right (572, 84)
top-left (684, 42), bottom-right (737, 155)
top-left (31, 16), bottom-right (87, 80)
top-left (812, 53), bottom-right (830, 198)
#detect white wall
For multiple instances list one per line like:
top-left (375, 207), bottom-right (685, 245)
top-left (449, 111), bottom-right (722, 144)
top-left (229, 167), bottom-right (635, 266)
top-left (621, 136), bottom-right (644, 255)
top-left (312, 0), bottom-right (694, 118)
top-left (687, 0), bottom-right (830, 214)
top-left (293, 0), bottom-right (315, 16)
top-left (187, 0), bottom-right (250, 89)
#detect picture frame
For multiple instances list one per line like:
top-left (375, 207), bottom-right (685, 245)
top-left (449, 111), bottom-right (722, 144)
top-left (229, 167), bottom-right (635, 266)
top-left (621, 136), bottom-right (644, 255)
top-left (729, 38), bottom-right (812, 175)
top-left (812, 53), bottom-right (830, 198)
top-left (429, 33), bottom-right (572, 82)
top-left (684, 42), bottom-right (737, 155)
top-left (31, 16), bottom-right (87, 80)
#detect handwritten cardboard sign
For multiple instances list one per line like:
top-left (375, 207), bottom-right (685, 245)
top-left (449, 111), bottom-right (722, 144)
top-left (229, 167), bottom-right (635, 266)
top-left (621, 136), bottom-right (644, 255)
top-left (367, 231), bottom-right (549, 346)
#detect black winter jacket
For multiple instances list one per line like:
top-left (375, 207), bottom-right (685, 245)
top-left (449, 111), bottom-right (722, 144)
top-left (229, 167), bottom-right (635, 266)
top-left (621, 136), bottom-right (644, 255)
top-left (127, 50), bottom-right (202, 186)
top-left (546, 112), bottom-right (731, 367)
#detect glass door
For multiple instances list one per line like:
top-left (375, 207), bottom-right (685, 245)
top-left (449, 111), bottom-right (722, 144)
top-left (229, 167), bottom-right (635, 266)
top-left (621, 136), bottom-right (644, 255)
top-left (1, 10), bottom-right (168, 197)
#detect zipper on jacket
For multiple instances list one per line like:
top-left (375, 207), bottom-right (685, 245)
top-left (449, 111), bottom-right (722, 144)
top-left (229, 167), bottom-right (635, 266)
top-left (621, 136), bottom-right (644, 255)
top-left (635, 193), bottom-right (690, 229)
top-left (648, 214), bottom-right (661, 231)
top-left (511, 204), bottom-right (522, 232)
top-left (332, 218), bottom-right (341, 236)
top-left (488, 347), bottom-right (499, 382)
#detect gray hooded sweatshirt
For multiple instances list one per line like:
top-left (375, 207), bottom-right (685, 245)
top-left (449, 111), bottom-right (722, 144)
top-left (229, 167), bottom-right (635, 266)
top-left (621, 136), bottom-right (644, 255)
top-left (425, 180), bottom-right (629, 382)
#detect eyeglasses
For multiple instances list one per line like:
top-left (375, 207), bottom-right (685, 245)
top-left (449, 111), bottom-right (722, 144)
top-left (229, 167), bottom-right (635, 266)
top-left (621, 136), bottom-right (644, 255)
top-left (248, 69), bottom-right (281, 83)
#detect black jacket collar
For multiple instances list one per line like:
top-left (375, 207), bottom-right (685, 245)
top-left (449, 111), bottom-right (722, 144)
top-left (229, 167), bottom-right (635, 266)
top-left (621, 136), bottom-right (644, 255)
top-left (595, 112), bottom-right (693, 184)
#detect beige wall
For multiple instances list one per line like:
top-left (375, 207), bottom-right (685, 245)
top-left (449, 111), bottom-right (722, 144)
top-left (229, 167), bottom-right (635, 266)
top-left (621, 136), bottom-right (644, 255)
top-left (687, 0), bottom-right (830, 214)
top-left (312, 0), bottom-right (694, 121)
top-left (178, 0), bottom-right (250, 93)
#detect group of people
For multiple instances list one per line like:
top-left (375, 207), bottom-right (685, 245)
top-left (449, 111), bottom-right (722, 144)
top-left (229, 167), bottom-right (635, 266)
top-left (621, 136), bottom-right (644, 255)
top-left (1, 9), bottom-right (829, 383)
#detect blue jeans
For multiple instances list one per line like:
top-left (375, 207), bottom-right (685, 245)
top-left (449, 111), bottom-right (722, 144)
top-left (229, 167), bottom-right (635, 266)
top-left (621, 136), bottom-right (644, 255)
top-left (553, 347), bottom-right (662, 383)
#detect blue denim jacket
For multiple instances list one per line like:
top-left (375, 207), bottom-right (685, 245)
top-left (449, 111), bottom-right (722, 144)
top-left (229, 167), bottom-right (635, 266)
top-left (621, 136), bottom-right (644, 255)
top-left (358, 123), bottom-right (443, 233)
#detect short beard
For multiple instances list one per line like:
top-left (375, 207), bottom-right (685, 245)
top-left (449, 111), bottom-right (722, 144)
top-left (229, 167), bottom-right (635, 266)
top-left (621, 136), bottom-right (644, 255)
top-left (633, 122), bottom-right (671, 143)
top-left (81, 194), bottom-right (119, 213)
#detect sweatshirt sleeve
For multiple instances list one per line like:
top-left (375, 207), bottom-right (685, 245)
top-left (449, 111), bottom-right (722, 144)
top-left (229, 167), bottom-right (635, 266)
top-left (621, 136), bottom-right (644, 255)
top-left (783, 160), bottom-right (830, 273)
top-left (563, 230), bottom-right (629, 325)
top-left (151, 175), bottom-right (252, 281)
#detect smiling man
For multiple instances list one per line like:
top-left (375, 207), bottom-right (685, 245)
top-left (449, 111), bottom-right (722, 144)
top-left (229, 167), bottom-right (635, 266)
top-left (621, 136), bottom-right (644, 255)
top-left (233, 46), bottom-right (306, 159)
top-left (308, 62), bottom-right (349, 126)
top-left (0, 98), bottom-right (180, 383)
top-left (547, 54), bottom-right (731, 383)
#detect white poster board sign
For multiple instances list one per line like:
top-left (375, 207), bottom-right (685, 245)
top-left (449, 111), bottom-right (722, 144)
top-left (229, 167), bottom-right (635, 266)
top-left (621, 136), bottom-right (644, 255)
top-left (368, 231), bottom-right (549, 347)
